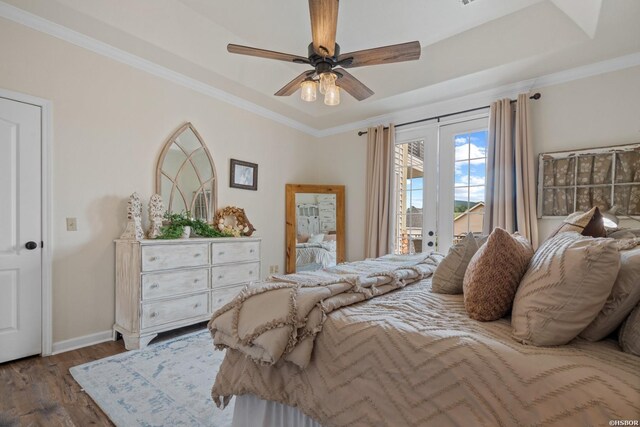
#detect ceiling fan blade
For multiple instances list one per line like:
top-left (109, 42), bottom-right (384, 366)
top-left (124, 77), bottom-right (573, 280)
top-left (338, 41), bottom-right (421, 68)
top-left (227, 44), bottom-right (309, 64)
top-left (275, 71), bottom-right (315, 96)
top-left (309, 0), bottom-right (338, 57)
top-left (334, 68), bottom-right (374, 101)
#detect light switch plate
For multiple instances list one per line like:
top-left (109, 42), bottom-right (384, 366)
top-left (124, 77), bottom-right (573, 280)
top-left (66, 217), bottom-right (77, 231)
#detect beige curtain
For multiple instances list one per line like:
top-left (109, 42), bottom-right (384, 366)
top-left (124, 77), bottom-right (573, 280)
top-left (365, 124), bottom-right (394, 258)
top-left (514, 93), bottom-right (539, 248)
top-left (483, 95), bottom-right (539, 248)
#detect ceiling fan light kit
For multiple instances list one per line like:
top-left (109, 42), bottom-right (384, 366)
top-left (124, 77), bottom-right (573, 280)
top-left (227, 0), bottom-right (422, 106)
top-left (300, 79), bottom-right (317, 102)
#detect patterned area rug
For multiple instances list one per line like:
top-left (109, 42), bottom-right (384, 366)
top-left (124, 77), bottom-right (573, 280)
top-left (70, 330), bottom-right (233, 427)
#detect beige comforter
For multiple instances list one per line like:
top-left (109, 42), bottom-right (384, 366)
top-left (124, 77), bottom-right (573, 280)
top-left (212, 278), bottom-right (640, 426)
top-left (209, 253), bottom-right (443, 369)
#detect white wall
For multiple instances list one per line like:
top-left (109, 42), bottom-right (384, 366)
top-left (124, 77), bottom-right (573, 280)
top-left (0, 18), bottom-right (318, 344)
top-left (531, 66), bottom-right (640, 239)
top-left (316, 65), bottom-right (640, 258)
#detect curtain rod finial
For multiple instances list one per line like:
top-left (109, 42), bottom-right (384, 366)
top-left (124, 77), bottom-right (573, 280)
top-left (530, 92), bottom-right (541, 100)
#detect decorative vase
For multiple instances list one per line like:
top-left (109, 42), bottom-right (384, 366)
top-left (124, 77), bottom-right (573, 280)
top-left (181, 226), bottom-right (191, 239)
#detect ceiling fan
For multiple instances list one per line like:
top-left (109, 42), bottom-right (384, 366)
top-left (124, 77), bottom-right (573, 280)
top-left (227, 0), bottom-right (422, 106)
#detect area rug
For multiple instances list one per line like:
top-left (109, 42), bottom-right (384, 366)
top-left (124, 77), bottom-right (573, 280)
top-left (70, 329), bottom-right (233, 427)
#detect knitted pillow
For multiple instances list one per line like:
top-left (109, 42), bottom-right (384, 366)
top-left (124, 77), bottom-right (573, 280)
top-left (512, 232), bottom-right (620, 346)
top-left (581, 246), bottom-right (640, 341)
top-left (432, 233), bottom-right (486, 295)
top-left (463, 228), bottom-right (534, 321)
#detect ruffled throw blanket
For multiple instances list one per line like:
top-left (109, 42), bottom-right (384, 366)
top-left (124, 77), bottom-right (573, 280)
top-left (208, 253), bottom-right (444, 369)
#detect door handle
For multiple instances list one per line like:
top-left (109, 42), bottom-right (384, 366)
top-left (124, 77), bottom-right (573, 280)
top-left (25, 241), bottom-right (38, 250)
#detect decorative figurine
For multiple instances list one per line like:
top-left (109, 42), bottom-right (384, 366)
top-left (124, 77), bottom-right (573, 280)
top-left (120, 192), bottom-right (144, 240)
top-left (147, 194), bottom-right (164, 239)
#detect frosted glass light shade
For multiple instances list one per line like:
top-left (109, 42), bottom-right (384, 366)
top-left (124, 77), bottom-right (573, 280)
top-left (324, 85), bottom-right (340, 106)
top-left (319, 72), bottom-right (337, 95)
top-left (300, 80), bottom-right (317, 102)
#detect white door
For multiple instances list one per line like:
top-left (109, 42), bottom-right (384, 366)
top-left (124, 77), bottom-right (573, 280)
top-left (0, 97), bottom-right (42, 363)
top-left (392, 116), bottom-right (488, 255)
top-left (438, 117), bottom-right (489, 253)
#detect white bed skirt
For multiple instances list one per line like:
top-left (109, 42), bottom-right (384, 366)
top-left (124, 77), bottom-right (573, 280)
top-left (232, 394), bottom-right (323, 427)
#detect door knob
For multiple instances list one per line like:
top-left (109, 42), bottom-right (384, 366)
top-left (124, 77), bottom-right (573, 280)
top-left (25, 241), bottom-right (38, 250)
top-left (427, 242), bottom-right (434, 247)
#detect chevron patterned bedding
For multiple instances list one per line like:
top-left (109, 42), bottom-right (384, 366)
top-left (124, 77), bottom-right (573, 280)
top-left (212, 278), bottom-right (640, 426)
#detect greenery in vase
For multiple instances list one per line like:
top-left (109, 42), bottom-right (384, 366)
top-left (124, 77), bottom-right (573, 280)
top-left (156, 212), bottom-right (233, 239)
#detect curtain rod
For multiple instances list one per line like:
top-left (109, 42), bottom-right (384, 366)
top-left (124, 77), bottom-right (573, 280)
top-left (357, 92), bottom-right (541, 136)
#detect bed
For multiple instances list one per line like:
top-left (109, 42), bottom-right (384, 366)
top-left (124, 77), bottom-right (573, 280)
top-left (211, 259), bottom-right (640, 426)
top-left (296, 241), bottom-right (337, 271)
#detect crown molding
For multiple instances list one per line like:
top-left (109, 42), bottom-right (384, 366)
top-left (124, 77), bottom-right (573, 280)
top-left (0, 1), bottom-right (322, 137)
top-left (316, 51), bottom-right (640, 137)
top-left (1, 1), bottom-right (638, 140)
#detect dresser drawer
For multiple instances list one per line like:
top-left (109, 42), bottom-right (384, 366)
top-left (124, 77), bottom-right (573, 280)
top-left (142, 268), bottom-right (208, 300)
top-left (141, 293), bottom-right (208, 329)
top-left (211, 241), bottom-right (259, 265)
top-left (142, 244), bottom-right (208, 271)
top-left (211, 285), bottom-right (243, 311)
top-left (212, 262), bottom-right (259, 287)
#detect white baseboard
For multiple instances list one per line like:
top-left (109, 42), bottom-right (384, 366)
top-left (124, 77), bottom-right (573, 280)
top-left (51, 329), bottom-right (114, 355)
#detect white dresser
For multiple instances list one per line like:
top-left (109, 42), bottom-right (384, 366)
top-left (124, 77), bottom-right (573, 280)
top-left (114, 237), bottom-right (261, 350)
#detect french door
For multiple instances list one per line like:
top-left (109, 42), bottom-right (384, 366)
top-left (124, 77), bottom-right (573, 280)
top-left (393, 116), bottom-right (488, 255)
top-left (0, 97), bottom-right (42, 363)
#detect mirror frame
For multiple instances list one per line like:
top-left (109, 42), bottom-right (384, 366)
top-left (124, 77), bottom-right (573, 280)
top-left (156, 122), bottom-right (218, 221)
top-left (286, 184), bottom-right (345, 274)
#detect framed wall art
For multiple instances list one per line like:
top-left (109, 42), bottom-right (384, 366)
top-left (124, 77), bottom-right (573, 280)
top-left (230, 159), bottom-right (258, 191)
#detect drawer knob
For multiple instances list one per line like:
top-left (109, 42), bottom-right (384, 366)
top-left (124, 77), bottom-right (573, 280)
top-left (149, 256), bottom-right (157, 262)
top-left (150, 283), bottom-right (159, 289)
top-left (194, 253), bottom-right (201, 257)
top-left (218, 275), bottom-right (223, 279)
top-left (150, 312), bottom-right (158, 318)
top-left (194, 303), bottom-right (201, 308)
top-left (194, 279), bottom-right (199, 283)
top-left (249, 271), bottom-right (253, 275)
top-left (249, 249), bottom-right (255, 253)
top-left (218, 251), bottom-right (225, 255)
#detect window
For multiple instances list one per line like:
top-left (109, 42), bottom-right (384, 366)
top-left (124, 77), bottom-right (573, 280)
top-left (393, 140), bottom-right (424, 254)
top-left (453, 131), bottom-right (488, 243)
top-left (538, 143), bottom-right (640, 217)
top-left (391, 117), bottom-right (488, 255)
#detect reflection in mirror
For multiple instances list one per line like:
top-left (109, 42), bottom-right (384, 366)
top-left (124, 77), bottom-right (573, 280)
top-left (156, 123), bottom-right (217, 221)
top-left (286, 184), bottom-right (345, 274)
top-left (295, 193), bottom-right (337, 272)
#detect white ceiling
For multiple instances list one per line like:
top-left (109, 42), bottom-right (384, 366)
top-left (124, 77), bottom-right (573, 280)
top-left (3, 0), bottom-right (639, 132)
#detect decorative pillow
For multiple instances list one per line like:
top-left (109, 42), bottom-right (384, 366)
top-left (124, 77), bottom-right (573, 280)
top-left (308, 233), bottom-right (325, 244)
top-left (297, 234), bottom-right (310, 243)
top-left (432, 233), bottom-right (482, 294)
top-left (463, 229), bottom-right (534, 321)
top-left (547, 207), bottom-right (606, 240)
top-left (619, 303), bottom-right (640, 357)
top-left (323, 234), bottom-right (337, 242)
top-left (511, 232), bottom-right (620, 346)
top-left (581, 247), bottom-right (640, 341)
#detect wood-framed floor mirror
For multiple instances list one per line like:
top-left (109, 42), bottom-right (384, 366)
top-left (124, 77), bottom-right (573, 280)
top-left (286, 184), bottom-right (345, 274)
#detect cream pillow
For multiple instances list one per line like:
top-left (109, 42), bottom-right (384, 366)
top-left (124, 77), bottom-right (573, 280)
top-left (619, 303), bottom-right (640, 357)
top-left (463, 228), bottom-right (534, 321)
top-left (432, 233), bottom-right (483, 295)
top-left (512, 232), bottom-right (620, 346)
top-left (580, 247), bottom-right (640, 341)
top-left (308, 233), bottom-right (325, 244)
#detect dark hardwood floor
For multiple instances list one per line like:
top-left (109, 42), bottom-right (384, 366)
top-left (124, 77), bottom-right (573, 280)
top-left (0, 340), bottom-right (124, 427)
top-left (0, 323), bottom-right (208, 427)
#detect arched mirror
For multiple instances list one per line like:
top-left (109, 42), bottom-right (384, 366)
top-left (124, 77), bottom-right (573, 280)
top-left (286, 184), bottom-right (345, 273)
top-left (156, 123), bottom-right (217, 221)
